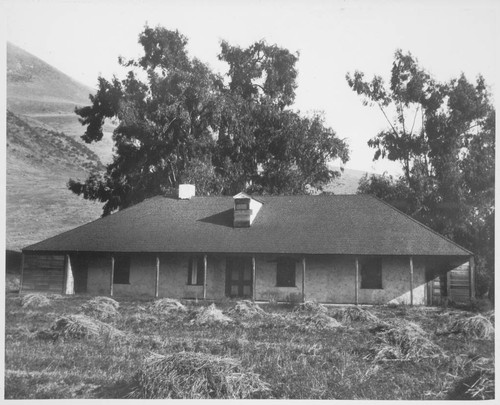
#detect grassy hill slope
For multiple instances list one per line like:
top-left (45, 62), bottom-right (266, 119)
top-left (7, 42), bottom-right (91, 105)
top-left (324, 166), bottom-right (366, 195)
top-left (7, 42), bottom-right (114, 163)
top-left (7, 111), bottom-right (104, 251)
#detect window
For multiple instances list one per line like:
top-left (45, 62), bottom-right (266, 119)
top-left (360, 257), bottom-right (382, 289)
top-left (188, 257), bottom-right (205, 285)
top-left (113, 256), bottom-right (130, 284)
top-left (276, 258), bottom-right (296, 287)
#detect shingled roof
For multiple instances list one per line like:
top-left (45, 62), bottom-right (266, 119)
top-left (23, 194), bottom-right (471, 257)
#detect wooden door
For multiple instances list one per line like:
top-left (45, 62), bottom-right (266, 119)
top-left (225, 257), bottom-right (252, 298)
top-left (71, 255), bottom-right (88, 293)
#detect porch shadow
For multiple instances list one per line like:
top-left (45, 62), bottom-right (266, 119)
top-left (197, 209), bottom-right (234, 228)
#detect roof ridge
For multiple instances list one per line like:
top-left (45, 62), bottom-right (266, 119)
top-left (366, 194), bottom-right (473, 256)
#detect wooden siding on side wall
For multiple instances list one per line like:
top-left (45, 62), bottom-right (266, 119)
top-left (448, 263), bottom-right (471, 303)
top-left (21, 255), bottom-right (65, 292)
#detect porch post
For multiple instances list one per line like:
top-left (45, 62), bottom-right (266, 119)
top-left (469, 256), bottom-right (475, 300)
top-left (409, 256), bottom-right (414, 306)
top-left (19, 253), bottom-right (25, 294)
top-left (203, 254), bottom-right (207, 300)
top-left (252, 256), bottom-right (256, 301)
top-left (446, 270), bottom-right (451, 300)
top-left (110, 255), bottom-right (115, 297)
top-left (64, 254), bottom-right (75, 295)
top-left (155, 256), bottom-right (160, 298)
top-left (302, 257), bottom-right (306, 303)
top-left (355, 256), bottom-right (359, 306)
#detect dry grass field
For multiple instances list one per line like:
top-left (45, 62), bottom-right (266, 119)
top-left (4, 295), bottom-right (494, 400)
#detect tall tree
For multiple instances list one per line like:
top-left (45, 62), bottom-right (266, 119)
top-left (349, 50), bottom-right (495, 298)
top-left (70, 25), bottom-right (349, 215)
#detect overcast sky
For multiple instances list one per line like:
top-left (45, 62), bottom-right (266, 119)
top-left (4, 0), bottom-right (498, 174)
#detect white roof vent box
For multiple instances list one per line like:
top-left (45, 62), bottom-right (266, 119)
top-left (178, 184), bottom-right (196, 200)
top-left (233, 192), bottom-right (263, 227)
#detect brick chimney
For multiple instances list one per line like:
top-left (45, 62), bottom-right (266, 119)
top-left (233, 192), bottom-right (262, 227)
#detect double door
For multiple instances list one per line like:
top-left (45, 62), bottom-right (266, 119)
top-left (225, 257), bottom-right (253, 298)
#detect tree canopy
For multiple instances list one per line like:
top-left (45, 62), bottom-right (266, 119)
top-left (70, 26), bottom-right (349, 215)
top-left (348, 50), bottom-right (495, 298)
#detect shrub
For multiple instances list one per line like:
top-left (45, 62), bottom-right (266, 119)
top-left (128, 351), bottom-right (270, 399)
top-left (468, 298), bottom-right (493, 313)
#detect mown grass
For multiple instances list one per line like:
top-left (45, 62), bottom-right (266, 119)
top-left (4, 295), bottom-right (494, 399)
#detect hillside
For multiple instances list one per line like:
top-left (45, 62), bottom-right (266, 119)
top-left (6, 111), bottom-right (105, 251)
top-left (7, 42), bottom-right (114, 163)
top-left (5, 43), bottom-right (367, 255)
top-left (324, 166), bottom-right (366, 194)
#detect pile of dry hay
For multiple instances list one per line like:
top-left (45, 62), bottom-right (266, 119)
top-left (128, 351), bottom-right (270, 399)
top-left (296, 312), bottom-right (342, 331)
top-left (38, 314), bottom-right (126, 341)
top-left (21, 293), bottom-right (52, 308)
top-left (369, 320), bottom-right (446, 362)
top-left (486, 310), bottom-right (494, 325)
top-left (80, 296), bottom-right (120, 320)
top-left (441, 314), bottom-right (494, 340)
top-left (227, 300), bottom-right (265, 318)
top-left (293, 301), bottom-right (327, 314)
top-left (462, 358), bottom-right (495, 400)
top-left (148, 298), bottom-right (187, 314)
top-left (448, 357), bottom-right (495, 400)
top-left (189, 304), bottom-right (233, 326)
top-left (290, 301), bottom-right (342, 331)
top-left (332, 306), bottom-right (379, 323)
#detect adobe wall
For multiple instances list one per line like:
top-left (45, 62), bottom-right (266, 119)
top-left (87, 255), bottom-right (157, 297)
top-left (254, 255), bottom-right (304, 302)
top-left (86, 254), bottom-right (227, 299)
top-left (255, 255), bottom-right (426, 305)
top-left (85, 253), bottom-right (427, 304)
top-left (159, 254), bottom-right (226, 300)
